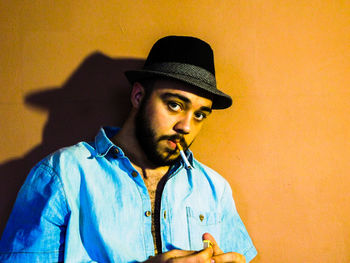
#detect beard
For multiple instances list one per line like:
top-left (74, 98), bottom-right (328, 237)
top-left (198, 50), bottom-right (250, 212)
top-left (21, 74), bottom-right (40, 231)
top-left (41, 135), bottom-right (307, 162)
top-left (134, 101), bottom-right (186, 167)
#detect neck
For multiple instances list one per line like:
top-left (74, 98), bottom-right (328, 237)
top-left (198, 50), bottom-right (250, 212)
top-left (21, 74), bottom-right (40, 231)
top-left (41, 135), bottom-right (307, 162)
top-left (112, 113), bottom-right (170, 176)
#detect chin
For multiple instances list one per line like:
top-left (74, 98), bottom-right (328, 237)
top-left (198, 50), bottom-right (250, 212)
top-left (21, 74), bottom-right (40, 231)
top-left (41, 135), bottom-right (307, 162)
top-left (149, 152), bottom-right (179, 167)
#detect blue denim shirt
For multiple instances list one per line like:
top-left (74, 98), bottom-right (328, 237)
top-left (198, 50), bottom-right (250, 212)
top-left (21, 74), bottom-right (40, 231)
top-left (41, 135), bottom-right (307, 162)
top-left (0, 127), bottom-right (257, 262)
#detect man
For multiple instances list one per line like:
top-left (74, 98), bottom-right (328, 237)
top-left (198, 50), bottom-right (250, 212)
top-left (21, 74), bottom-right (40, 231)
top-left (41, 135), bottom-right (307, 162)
top-left (0, 36), bottom-right (257, 262)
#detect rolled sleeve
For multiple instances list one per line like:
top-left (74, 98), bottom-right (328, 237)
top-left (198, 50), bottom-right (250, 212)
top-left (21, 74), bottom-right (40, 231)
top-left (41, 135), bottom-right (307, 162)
top-left (0, 161), bottom-right (69, 262)
top-left (220, 183), bottom-right (257, 262)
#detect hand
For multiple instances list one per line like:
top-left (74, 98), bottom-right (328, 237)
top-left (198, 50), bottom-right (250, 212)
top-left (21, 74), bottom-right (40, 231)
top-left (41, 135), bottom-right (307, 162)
top-left (202, 233), bottom-right (246, 263)
top-left (145, 247), bottom-right (214, 263)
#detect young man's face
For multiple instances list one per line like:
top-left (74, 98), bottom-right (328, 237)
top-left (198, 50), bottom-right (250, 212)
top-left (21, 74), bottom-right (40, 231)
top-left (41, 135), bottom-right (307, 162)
top-left (135, 79), bottom-right (213, 167)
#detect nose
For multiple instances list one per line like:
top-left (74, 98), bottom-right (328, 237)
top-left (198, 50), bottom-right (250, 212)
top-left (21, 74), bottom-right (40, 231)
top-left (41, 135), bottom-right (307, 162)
top-left (174, 113), bottom-right (191, 135)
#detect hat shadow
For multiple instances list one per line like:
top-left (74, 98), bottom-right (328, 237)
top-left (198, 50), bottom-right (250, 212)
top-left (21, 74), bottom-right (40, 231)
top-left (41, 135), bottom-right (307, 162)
top-left (0, 52), bottom-right (144, 235)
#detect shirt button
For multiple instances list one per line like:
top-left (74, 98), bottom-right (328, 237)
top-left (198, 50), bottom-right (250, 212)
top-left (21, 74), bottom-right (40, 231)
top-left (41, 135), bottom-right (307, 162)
top-left (199, 214), bottom-right (205, 222)
top-left (145, 211), bottom-right (151, 217)
top-left (163, 210), bottom-right (167, 219)
top-left (131, 171), bottom-right (138, 178)
top-left (112, 148), bottom-right (119, 158)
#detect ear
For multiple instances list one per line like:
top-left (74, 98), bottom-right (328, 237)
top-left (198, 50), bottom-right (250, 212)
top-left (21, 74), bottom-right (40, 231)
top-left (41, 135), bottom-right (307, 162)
top-left (130, 82), bottom-right (145, 109)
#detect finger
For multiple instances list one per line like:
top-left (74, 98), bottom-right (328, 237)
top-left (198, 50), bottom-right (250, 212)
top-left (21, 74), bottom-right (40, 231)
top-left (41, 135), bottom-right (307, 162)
top-left (202, 232), bottom-right (223, 255)
top-left (161, 249), bottom-right (197, 260)
top-left (171, 247), bottom-right (214, 263)
top-left (212, 252), bottom-right (246, 263)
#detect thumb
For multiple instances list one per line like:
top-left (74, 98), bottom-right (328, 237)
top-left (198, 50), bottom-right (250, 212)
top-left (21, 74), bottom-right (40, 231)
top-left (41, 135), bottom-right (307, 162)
top-left (202, 232), bottom-right (223, 255)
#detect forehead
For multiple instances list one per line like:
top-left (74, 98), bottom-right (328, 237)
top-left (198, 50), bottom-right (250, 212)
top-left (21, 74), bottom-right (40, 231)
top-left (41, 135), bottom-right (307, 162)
top-left (151, 79), bottom-right (213, 108)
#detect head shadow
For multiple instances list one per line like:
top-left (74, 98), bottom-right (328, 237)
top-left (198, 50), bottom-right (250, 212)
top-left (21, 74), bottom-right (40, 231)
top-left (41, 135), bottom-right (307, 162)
top-left (0, 52), bottom-right (144, 235)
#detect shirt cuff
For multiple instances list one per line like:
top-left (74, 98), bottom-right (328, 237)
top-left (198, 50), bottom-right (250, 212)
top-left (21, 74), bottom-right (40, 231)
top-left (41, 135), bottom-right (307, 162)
top-left (244, 245), bottom-right (258, 262)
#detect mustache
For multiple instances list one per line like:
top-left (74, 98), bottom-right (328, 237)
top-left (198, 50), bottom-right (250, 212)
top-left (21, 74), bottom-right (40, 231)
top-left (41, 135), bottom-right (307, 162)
top-left (158, 134), bottom-right (188, 149)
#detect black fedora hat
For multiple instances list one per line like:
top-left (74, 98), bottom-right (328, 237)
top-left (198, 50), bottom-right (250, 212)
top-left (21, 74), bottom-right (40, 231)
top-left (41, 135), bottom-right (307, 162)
top-left (125, 36), bottom-right (232, 109)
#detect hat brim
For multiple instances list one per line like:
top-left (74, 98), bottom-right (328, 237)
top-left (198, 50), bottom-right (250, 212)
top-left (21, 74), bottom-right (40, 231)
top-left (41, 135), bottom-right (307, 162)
top-left (125, 69), bottom-right (232, 109)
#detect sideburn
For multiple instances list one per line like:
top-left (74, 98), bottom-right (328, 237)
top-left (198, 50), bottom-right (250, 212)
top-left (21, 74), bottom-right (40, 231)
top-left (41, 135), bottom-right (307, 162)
top-left (134, 93), bottom-right (179, 166)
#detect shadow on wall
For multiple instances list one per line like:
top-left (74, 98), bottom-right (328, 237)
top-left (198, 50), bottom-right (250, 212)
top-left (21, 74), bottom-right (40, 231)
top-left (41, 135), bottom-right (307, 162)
top-left (0, 52), bottom-right (145, 235)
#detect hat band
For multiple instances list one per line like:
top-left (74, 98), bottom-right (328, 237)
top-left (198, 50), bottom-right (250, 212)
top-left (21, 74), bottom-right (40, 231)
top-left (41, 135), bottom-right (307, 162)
top-left (144, 62), bottom-right (216, 87)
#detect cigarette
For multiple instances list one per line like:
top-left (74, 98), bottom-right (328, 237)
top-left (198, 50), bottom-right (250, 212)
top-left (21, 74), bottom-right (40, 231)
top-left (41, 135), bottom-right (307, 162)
top-left (176, 142), bottom-right (192, 169)
top-left (203, 240), bottom-right (213, 249)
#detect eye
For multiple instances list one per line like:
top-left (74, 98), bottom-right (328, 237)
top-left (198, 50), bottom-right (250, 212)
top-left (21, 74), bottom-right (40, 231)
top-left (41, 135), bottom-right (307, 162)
top-left (194, 112), bottom-right (207, 121)
top-left (168, 101), bottom-right (182, 112)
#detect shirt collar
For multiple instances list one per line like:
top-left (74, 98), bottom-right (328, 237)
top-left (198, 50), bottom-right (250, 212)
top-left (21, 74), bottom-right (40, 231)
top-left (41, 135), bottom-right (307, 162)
top-left (95, 126), bottom-right (120, 157)
top-left (184, 149), bottom-right (194, 168)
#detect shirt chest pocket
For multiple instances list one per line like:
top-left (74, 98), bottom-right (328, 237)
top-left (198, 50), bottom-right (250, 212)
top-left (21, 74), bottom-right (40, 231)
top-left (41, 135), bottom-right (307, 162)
top-left (186, 206), bottom-right (222, 250)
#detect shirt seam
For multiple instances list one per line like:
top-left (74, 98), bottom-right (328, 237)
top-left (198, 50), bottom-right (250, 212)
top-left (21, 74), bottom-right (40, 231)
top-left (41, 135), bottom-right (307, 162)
top-left (219, 182), bottom-right (229, 210)
top-left (39, 162), bottom-right (70, 215)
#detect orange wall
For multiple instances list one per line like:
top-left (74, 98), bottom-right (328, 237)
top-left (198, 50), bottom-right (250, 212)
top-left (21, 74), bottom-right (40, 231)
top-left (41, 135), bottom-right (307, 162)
top-left (1, 1), bottom-right (349, 262)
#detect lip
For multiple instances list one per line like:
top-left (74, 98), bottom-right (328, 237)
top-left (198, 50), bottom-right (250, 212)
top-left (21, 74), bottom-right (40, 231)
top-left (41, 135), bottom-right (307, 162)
top-left (167, 139), bottom-right (179, 150)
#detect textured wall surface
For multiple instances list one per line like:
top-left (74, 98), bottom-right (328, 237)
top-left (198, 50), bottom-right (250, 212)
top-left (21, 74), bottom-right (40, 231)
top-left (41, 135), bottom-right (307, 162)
top-left (1, 1), bottom-right (349, 262)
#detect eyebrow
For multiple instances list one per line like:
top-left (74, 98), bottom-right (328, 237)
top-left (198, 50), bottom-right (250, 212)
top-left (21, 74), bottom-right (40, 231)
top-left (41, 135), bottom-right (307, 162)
top-left (160, 92), bottom-right (212, 113)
